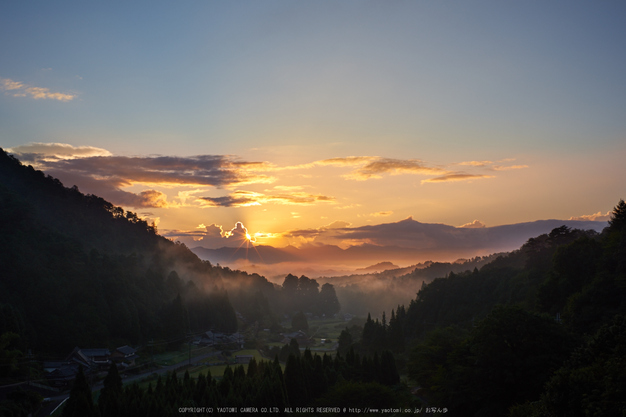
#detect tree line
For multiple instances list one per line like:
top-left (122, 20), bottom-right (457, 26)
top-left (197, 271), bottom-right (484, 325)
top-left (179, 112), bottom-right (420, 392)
top-left (59, 341), bottom-right (404, 417)
top-left (341, 199), bottom-right (626, 416)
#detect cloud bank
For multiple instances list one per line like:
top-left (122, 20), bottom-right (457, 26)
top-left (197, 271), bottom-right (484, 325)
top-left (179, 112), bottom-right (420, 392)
top-left (8, 143), bottom-right (274, 208)
top-left (7, 142), bottom-right (529, 210)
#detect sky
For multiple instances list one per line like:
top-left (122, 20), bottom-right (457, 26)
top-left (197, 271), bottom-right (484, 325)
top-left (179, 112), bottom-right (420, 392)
top-left (2, 1), bottom-right (625, 255)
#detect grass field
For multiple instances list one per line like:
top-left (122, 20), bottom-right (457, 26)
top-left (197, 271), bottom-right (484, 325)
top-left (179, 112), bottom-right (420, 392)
top-left (187, 349), bottom-right (271, 379)
top-left (308, 317), bottom-right (347, 342)
top-left (134, 348), bottom-right (275, 390)
top-left (147, 345), bottom-right (214, 366)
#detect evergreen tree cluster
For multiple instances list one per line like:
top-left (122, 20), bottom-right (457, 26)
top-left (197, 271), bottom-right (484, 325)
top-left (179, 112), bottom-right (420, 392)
top-left (62, 346), bottom-right (402, 417)
top-left (341, 308), bottom-right (408, 357)
top-left (360, 308), bottom-right (407, 354)
top-left (408, 306), bottom-right (575, 417)
top-left (279, 275), bottom-right (340, 317)
top-left (399, 200), bottom-right (626, 416)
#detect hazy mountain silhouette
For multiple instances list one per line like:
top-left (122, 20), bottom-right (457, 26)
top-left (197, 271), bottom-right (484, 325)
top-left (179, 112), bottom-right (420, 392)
top-left (191, 218), bottom-right (607, 267)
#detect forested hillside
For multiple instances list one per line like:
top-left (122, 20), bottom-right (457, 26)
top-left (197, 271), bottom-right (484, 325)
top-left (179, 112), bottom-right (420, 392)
top-left (0, 149), bottom-right (342, 360)
top-left (0, 149), bottom-right (243, 356)
top-left (340, 201), bottom-right (626, 416)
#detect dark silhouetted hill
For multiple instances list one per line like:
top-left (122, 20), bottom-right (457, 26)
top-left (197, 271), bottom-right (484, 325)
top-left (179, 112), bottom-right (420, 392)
top-left (0, 149), bottom-right (239, 354)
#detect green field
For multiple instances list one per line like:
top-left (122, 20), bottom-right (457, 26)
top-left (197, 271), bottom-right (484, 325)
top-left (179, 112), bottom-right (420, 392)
top-left (134, 348), bottom-right (275, 390)
top-left (147, 345), bottom-right (214, 366)
top-left (308, 317), bottom-right (347, 342)
top-left (124, 317), bottom-right (355, 391)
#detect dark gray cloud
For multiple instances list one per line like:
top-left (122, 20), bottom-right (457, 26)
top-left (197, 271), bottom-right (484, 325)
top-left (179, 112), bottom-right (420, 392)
top-left (200, 194), bottom-right (258, 208)
top-left (9, 144), bottom-right (274, 208)
top-left (46, 155), bottom-right (270, 187)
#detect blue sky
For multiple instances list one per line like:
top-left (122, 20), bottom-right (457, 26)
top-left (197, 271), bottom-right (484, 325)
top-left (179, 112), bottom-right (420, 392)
top-left (2, 1), bottom-right (625, 252)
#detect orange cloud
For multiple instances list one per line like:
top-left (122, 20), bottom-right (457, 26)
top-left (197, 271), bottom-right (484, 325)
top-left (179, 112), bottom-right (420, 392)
top-left (569, 211), bottom-right (611, 221)
top-left (458, 159), bottom-right (528, 171)
top-left (272, 156), bottom-right (446, 181)
top-left (458, 220), bottom-right (486, 228)
top-left (135, 190), bottom-right (170, 208)
top-left (1, 77), bottom-right (76, 101)
top-left (317, 156), bottom-right (379, 167)
top-left (458, 160), bottom-right (494, 167)
top-left (492, 164), bottom-right (529, 171)
top-left (342, 158), bottom-right (446, 180)
top-left (291, 156), bottom-right (514, 183)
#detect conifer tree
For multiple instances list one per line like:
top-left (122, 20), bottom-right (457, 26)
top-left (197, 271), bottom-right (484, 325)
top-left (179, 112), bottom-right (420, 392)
top-left (379, 350), bottom-right (400, 386)
top-left (609, 199), bottom-right (626, 231)
top-left (289, 338), bottom-right (301, 358)
top-left (194, 373), bottom-right (207, 405)
top-left (62, 365), bottom-right (96, 417)
top-left (247, 356), bottom-right (258, 378)
top-left (284, 354), bottom-right (308, 406)
top-left (99, 362), bottom-right (123, 417)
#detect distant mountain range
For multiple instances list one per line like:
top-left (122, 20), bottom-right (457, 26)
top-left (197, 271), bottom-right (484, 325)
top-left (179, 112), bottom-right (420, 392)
top-left (191, 218), bottom-right (608, 268)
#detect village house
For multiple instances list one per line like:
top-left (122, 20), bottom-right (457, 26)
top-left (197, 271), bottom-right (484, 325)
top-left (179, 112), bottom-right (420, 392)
top-left (43, 360), bottom-right (80, 388)
top-left (66, 347), bottom-right (111, 370)
top-left (111, 345), bottom-right (139, 367)
top-left (199, 331), bottom-right (245, 348)
top-left (280, 330), bottom-right (312, 346)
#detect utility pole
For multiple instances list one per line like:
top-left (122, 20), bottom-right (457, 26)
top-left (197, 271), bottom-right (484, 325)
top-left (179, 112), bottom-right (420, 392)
top-left (149, 339), bottom-right (154, 369)
top-left (26, 349), bottom-right (33, 386)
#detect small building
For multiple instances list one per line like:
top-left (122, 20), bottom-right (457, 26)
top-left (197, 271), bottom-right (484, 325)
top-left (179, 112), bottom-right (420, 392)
top-left (111, 345), bottom-right (138, 367)
top-left (280, 330), bottom-right (312, 346)
top-left (66, 347), bottom-right (111, 370)
top-left (202, 331), bottom-right (245, 348)
top-left (43, 361), bottom-right (80, 388)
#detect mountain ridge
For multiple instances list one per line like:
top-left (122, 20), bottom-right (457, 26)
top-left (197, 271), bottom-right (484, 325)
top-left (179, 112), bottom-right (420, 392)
top-left (191, 218), bottom-right (607, 268)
